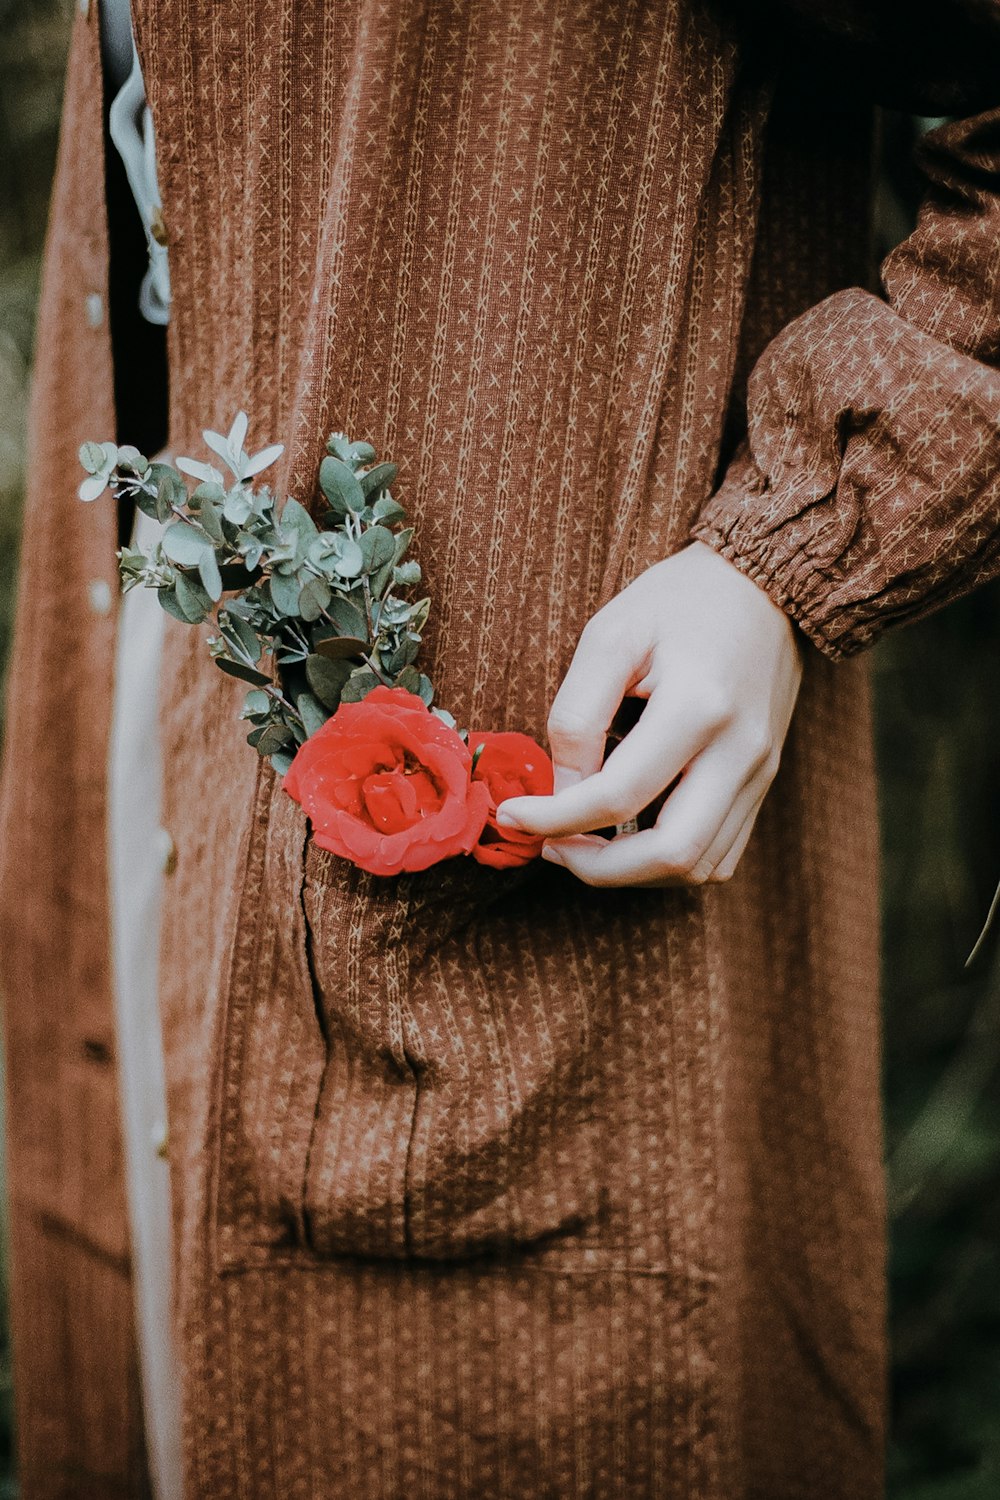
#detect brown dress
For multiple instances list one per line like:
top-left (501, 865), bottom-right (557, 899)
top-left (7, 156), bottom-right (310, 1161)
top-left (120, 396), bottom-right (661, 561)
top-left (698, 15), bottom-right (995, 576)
top-left (2, 2), bottom-right (999, 1496)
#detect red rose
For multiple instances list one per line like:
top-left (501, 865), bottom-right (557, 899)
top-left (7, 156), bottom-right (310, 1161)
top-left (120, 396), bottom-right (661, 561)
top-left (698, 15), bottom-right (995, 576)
top-left (467, 731), bottom-right (554, 869)
top-left (283, 686), bottom-right (490, 876)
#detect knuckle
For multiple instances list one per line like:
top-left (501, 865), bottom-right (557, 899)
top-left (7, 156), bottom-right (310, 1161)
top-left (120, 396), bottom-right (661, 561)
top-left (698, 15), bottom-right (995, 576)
top-left (692, 683), bottom-right (734, 736)
top-left (741, 722), bottom-right (775, 772)
top-left (603, 799), bottom-right (633, 826)
top-left (660, 837), bottom-right (703, 876)
top-left (602, 784), bottom-right (643, 824)
top-left (579, 610), bottom-right (618, 649)
top-left (546, 703), bottom-right (594, 745)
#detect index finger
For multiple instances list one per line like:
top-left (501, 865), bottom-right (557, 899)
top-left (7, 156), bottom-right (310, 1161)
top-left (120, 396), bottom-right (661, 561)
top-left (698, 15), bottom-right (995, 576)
top-left (544, 619), bottom-right (638, 791)
top-left (498, 694), bottom-right (710, 838)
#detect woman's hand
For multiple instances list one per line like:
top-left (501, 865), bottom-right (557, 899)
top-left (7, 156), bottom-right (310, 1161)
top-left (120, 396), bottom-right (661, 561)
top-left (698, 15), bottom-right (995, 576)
top-left (496, 541), bottom-right (803, 887)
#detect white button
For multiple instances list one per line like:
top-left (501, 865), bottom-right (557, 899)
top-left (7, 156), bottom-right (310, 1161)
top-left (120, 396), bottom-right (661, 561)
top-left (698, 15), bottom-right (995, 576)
top-left (88, 578), bottom-right (113, 616)
top-left (151, 1120), bottom-right (169, 1159)
top-left (85, 292), bottom-right (104, 328)
top-left (156, 827), bottom-right (177, 876)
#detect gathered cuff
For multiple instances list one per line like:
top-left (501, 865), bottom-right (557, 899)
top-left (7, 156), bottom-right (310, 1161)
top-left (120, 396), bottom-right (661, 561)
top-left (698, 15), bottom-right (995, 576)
top-left (690, 287), bottom-right (1000, 661)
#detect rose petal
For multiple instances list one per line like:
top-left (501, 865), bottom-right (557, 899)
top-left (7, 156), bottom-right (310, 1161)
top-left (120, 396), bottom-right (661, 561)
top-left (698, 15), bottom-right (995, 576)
top-left (283, 689), bottom-right (487, 874)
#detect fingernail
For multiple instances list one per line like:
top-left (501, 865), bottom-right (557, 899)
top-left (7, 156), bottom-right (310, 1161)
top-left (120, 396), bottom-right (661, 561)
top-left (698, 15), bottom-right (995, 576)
top-left (496, 803), bottom-right (525, 830)
top-left (540, 844), bottom-right (564, 865)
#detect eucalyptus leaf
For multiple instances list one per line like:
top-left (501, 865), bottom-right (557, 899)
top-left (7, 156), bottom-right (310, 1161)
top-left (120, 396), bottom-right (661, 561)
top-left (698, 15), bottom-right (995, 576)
top-left (305, 653), bottom-right (352, 709)
top-left (269, 749), bottom-right (296, 777)
top-left (409, 597), bottom-right (431, 633)
top-left (194, 485), bottom-right (227, 543)
top-left (175, 456), bottom-right (224, 486)
top-left (359, 462), bottom-right (398, 499)
top-left (308, 534), bottom-right (354, 580)
top-left (370, 559), bottom-right (395, 599)
top-left (198, 548), bottom-right (224, 602)
top-left (417, 672), bottom-right (434, 707)
top-left (319, 455), bottom-right (365, 513)
top-left (80, 441), bottom-right (108, 474)
top-left (269, 570), bottom-right (302, 617)
top-left (267, 538), bottom-right (298, 569)
top-left (385, 636), bottom-right (420, 674)
top-left (280, 497), bottom-right (319, 545)
top-left (175, 568), bottom-right (213, 620)
top-left (220, 611), bottom-right (262, 663)
top-left (135, 489), bottom-right (162, 521)
top-left (381, 597), bottom-right (413, 626)
top-left (151, 464), bottom-right (187, 510)
top-left (241, 688), bottom-right (271, 719)
top-left (333, 538), bottom-right (364, 578)
top-left (116, 444), bottom-right (147, 472)
top-left (374, 497), bottom-right (406, 526)
top-left (216, 658), bottom-right (271, 687)
top-left (220, 512), bottom-right (241, 544)
top-left (295, 691), bottom-right (329, 738)
top-left (118, 547), bottom-right (148, 574)
top-left (237, 536), bottom-right (265, 570)
top-left (359, 525), bottom-right (395, 571)
top-left (348, 440), bottom-right (377, 465)
top-left (190, 479), bottom-right (226, 509)
top-left (242, 443), bottom-right (284, 479)
top-left (321, 595), bottom-right (368, 639)
top-left (162, 520), bottom-right (213, 566)
top-left (78, 474), bottom-right (109, 503)
top-left (393, 561), bottom-right (421, 587)
top-left (199, 505), bottom-right (226, 546)
top-left (315, 635), bottom-right (369, 661)
top-left (326, 433), bottom-right (354, 463)
top-left (223, 486), bottom-right (254, 526)
top-left (298, 576), bottom-right (331, 622)
top-left (256, 723), bottom-right (295, 755)
top-left (340, 668), bottom-right (381, 702)
top-left (394, 664), bottom-right (421, 695)
top-left (158, 588), bottom-right (194, 624)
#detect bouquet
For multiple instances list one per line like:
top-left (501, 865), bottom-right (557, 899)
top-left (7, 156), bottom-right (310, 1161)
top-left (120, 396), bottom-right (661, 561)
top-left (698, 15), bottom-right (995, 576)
top-left (79, 414), bottom-right (552, 876)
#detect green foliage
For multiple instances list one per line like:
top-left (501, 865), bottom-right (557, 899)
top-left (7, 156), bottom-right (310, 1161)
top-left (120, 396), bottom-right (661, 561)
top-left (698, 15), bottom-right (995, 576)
top-left (877, 590), bottom-right (1000, 1500)
top-left (80, 413), bottom-right (444, 774)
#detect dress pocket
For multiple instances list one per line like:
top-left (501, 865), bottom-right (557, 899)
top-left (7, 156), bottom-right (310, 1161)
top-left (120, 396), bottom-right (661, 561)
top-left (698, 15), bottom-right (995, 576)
top-left (211, 774), bottom-right (607, 1271)
top-left (300, 839), bottom-right (606, 1260)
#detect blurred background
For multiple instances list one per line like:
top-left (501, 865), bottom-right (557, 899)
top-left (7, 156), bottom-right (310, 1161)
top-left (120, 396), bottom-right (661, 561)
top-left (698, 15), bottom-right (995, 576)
top-left (0, 2), bottom-right (998, 1496)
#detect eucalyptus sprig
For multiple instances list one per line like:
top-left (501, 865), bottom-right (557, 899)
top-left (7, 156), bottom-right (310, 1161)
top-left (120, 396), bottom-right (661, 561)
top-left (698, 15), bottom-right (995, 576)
top-left (79, 413), bottom-right (446, 776)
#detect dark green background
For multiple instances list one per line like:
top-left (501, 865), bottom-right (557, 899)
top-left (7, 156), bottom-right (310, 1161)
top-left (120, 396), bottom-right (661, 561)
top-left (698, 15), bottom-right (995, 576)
top-left (0, 2), bottom-right (997, 1494)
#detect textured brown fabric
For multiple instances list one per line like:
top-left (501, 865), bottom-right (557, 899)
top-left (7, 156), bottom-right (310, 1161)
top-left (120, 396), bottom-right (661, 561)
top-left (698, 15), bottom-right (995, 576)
top-left (693, 107), bottom-right (1000, 656)
top-left (2, 1), bottom-right (998, 1496)
top-left (0, 11), bottom-right (151, 1496)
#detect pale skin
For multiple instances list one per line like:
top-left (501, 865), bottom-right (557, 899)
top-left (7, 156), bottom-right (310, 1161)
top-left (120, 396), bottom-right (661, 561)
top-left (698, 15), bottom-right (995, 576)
top-left (495, 541), bottom-right (804, 888)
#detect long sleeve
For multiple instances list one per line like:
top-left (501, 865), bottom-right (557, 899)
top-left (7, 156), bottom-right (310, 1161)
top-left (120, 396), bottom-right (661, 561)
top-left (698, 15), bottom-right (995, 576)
top-left (692, 103), bottom-right (1000, 658)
